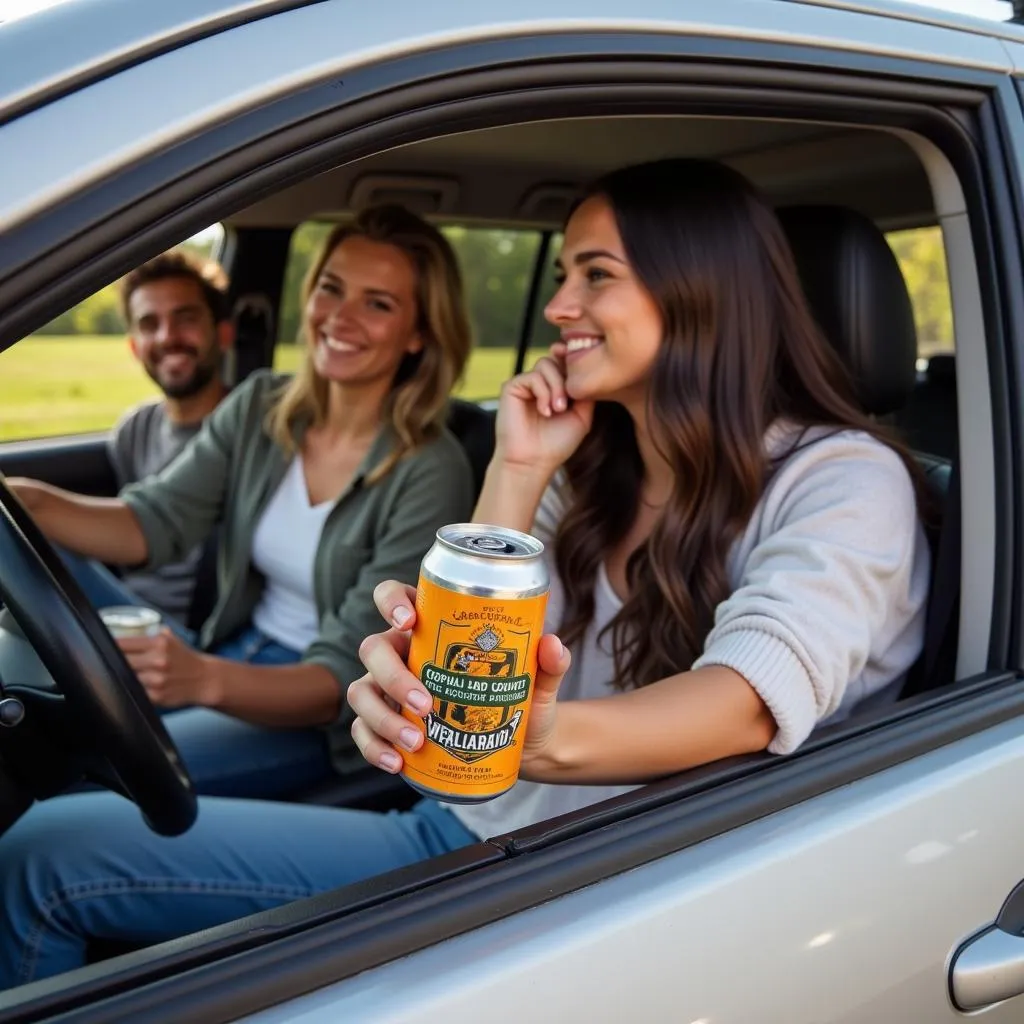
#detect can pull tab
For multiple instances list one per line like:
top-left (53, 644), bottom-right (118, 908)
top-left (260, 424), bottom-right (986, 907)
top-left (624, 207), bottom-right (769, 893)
top-left (468, 536), bottom-right (516, 555)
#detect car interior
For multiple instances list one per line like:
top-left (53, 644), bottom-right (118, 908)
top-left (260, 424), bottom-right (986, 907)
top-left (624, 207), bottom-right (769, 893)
top-left (0, 110), bottom-right (966, 978)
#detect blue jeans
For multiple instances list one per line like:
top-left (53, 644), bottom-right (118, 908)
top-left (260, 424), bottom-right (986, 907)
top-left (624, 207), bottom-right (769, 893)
top-left (0, 793), bottom-right (478, 989)
top-left (57, 550), bottom-right (195, 644)
top-left (57, 551), bottom-right (332, 800)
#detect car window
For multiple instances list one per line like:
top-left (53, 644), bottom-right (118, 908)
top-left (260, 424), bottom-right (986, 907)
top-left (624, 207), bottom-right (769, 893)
top-left (519, 231), bottom-right (563, 372)
top-left (275, 221), bottom-right (545, 399)
top-left (0, 224), bottom-right (225, 443)
top-left (523, 227), bottom-right (956, 374)
top-left (886, 225), bottom-right (955, 361)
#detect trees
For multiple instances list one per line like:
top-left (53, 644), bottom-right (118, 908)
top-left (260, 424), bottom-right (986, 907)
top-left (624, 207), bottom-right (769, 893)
top-left (886, 226), bottom-right (953, 357)
top-left (33, 232), bottom-right (223, 337)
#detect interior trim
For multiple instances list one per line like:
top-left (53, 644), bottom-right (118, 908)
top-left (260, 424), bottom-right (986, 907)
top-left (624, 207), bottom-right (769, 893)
top-left (892, 129), bottom-right (995, 680)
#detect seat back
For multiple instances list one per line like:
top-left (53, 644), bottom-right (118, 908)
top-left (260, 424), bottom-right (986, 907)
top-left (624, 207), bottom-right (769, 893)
top-left (776, 205), bottom-right (919, 419)
top-left (446, 397), bottom-right (496, 498)
top-left (778, 204), bottom-right (959, 693)
top-left (896, 353), bottom-right (957, 462)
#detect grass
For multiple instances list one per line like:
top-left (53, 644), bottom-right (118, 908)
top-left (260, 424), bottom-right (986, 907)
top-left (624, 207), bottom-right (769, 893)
top-left (0, 336), bottom-right (516, 442)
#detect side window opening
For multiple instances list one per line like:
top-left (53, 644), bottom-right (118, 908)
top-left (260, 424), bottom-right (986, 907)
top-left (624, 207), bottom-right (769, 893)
top-left (522, 231), bottom-right (563, 371)
top-left (886, 225), bottom-right (955, 364)
top-left (885, 225), bottom-right (956, 461)
top-left (275, 221), bottom-right (544, 399)
top-left (0, 225), bottom-right (225, 443)
top-left (524, 225), bottom-right (958, 370)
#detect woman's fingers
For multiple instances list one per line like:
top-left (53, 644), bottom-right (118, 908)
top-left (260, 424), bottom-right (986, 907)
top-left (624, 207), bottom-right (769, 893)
top-left (531, 357), bottom-right (569, 413)
top-left (373, 580), bottom-right (418, 630)
top-left (510, 354), bottom-right (569, 416)
top-left (356, 632), bottom-right (430, 715)
top-left (348, 672), bottom-right (425, 769)
top-left (351, 715), bottom-right (404, 774)
top-left (505, 375), bottom-right (553, 417)
top-left (354, 586), bottom-right (434, 776)
top-left (537, 633), bottom-right (571, 678)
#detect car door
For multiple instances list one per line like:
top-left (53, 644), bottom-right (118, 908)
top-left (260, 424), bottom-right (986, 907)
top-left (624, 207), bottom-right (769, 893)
top-left (240, 712), bottom-right (1024, 1024)
top-left (2, 2), bottom-right (1024, 1022)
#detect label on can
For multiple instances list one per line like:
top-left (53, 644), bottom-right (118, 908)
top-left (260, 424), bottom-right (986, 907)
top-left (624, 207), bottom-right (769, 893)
top-left (402, 575), bottom-right (548, 802)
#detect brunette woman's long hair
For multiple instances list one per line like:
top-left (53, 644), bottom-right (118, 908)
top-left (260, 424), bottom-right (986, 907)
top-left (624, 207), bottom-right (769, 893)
top-left (555, 158), bottom-right (925, 690)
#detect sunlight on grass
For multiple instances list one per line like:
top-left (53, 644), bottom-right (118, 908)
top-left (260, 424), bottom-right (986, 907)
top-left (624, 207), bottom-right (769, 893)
top-left (0, 337), bottom-right (514, 442)
top-left (0, 336), bottom-right (161, 441)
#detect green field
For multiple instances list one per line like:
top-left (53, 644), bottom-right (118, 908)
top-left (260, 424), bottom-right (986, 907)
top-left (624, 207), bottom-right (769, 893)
top-left (0, 336), bottom-right (517, 442)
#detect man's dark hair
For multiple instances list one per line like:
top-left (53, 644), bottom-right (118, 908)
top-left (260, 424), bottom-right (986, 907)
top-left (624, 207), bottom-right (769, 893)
top-left (119, 249), bottom-right (230, 327)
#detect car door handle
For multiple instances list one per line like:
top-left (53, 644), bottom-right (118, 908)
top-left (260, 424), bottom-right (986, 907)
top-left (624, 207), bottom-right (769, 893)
top-left (950, 927), bottom-right (1024, 1010)
top-left (951, 879), bottom-right (1024, 1011)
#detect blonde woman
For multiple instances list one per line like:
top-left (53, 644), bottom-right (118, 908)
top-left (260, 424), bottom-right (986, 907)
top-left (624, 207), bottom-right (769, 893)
top-left (8, 204), bottom-right (475, 799)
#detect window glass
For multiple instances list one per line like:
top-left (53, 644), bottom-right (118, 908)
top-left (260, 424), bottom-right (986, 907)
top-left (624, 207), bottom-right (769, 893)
top-left (524, 227), bottom-right (955, 371)
top-left (886, 226), bottom-right (954, 362)
top-left (0, 225), bottom-right (225, 442)
top-left (275, 222), bottom-right (544, 399)
top-left (522, 232), bottom-right (563, 372)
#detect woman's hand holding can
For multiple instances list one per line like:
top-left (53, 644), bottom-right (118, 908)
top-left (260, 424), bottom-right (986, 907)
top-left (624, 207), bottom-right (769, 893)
top-left (349, 582), bottom-right (431, 774)
top-left (349, 576), bottom-right (572, 788)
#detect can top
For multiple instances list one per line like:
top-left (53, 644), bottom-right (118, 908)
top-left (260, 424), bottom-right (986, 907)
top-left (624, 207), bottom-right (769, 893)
top-left (437, 523), bottom-right (544, 560)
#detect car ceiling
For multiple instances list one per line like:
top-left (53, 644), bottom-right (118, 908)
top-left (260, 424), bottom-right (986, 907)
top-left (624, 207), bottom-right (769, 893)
top-left (229, 115), bottom-right (935, 231)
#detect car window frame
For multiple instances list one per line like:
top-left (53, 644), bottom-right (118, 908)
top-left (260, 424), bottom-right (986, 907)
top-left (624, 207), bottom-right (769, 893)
top-left (0, 21), bottom-right (1022, 1024)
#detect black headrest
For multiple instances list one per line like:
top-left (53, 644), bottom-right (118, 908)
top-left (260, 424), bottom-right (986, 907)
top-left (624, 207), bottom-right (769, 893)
top-left (777, 205), bottom-right (917, 416)
top-left (446, 397), bottom-right (496, 498)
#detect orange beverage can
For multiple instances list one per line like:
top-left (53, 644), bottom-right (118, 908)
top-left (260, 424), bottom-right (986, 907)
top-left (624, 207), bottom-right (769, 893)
top-left (401, 523), bottom-right (549, 804)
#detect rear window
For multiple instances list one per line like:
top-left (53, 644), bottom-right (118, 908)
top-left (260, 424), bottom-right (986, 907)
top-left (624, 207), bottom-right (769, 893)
top-left (886, 226), bottom-right (954, 361)
top-left (276, 222), bottom-right (545, 398)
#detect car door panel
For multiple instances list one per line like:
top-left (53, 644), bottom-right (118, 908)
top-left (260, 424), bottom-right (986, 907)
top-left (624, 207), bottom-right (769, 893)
top-left (240, 715), bottom-right (1024, 1024)
top-left (0, 435), bottom-right (116, 497)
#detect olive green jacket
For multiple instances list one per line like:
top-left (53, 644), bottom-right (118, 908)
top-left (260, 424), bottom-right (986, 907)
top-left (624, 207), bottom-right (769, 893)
top-left (121, 369), bottom-right (474, 772)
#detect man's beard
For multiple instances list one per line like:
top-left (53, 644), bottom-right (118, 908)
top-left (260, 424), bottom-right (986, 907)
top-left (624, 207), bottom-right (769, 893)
top-left (146, 346), bottom-right (221, 399)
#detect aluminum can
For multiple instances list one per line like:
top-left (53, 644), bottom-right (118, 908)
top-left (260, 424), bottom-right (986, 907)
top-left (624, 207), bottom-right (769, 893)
top-left (401, 523), bottom-right (549, 803)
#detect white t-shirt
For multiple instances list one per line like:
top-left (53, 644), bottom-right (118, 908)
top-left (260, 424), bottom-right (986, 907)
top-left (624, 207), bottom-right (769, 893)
top-left (450, 424), bottom-right (931, 840)
top-left (251, 456), bottom-right (333, 652)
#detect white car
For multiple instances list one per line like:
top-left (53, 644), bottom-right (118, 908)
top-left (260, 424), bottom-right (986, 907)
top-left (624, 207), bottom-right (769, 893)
top-left (0, 0), bottom-right (1023, 1020)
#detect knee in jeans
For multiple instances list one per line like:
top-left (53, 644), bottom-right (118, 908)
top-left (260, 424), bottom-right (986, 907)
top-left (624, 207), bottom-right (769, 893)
top-left (0, 796), bottom-right (130, 924)
top-left (0, 816), bottom-right (77, 921)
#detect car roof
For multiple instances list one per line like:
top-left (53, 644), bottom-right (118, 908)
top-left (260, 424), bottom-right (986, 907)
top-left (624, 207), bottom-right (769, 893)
top-left (0, 0), bottom-right (1020, 126)
top-left (0, 0), bottom-right (315, 124)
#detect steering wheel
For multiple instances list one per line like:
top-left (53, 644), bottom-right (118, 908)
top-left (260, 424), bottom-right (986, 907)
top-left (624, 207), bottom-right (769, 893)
top-left (0, 477), bottom-right (196, 836)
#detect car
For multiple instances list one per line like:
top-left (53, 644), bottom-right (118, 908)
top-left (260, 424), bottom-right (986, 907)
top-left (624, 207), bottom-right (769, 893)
top-left (1, 0), bottom-right (1024, 1020)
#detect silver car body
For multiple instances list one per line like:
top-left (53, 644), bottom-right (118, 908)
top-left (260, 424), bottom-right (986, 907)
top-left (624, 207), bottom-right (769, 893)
top-left (1, 1), bottom-right (1024, 1021)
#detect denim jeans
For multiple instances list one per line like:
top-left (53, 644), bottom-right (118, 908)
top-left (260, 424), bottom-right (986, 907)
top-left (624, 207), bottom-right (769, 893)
top-left (57, 551), bottom-right (332, 799)
top-left (0, 793), bottom-right (478, 989)
top-left (56, 549), bottom-right (195, 644)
